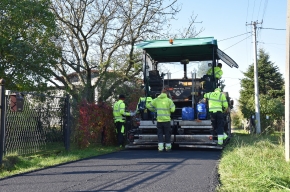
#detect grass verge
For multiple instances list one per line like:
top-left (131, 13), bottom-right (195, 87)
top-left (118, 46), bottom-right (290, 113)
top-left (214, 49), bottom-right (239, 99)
top-left (0, 143), bottom-right (120, 179)
top-left (218, 129), bottom-right (290, 191)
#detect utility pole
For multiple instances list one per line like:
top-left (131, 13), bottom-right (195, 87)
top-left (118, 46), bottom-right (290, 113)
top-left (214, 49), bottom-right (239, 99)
top-left (285, 0), bottom-right (290, 162)
top-left (247, 21), bottom-right (262, 134)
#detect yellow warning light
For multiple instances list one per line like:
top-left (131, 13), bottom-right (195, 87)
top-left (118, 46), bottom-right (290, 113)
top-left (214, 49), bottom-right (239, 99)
top-left (169, 38), bottom-right (173, 44)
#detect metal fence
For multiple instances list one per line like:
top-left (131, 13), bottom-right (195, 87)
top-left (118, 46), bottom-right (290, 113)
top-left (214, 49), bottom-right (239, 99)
top-left (0, 80), bottom-right (70, 163)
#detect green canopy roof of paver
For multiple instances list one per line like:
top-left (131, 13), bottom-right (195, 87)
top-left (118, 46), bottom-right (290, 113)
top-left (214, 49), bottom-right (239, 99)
top-left (135, 37), bottom-right (238, 68)
top-left (135, 37), bottom-right (217, 62)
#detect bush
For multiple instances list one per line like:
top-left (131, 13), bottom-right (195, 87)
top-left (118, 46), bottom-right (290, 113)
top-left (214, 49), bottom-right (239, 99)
top-left (231, 110), bottom-right (243, 129)
top-left (75, 89), bottom-right (142, 149)
top-left (75, 100), bottom-right (116, 148)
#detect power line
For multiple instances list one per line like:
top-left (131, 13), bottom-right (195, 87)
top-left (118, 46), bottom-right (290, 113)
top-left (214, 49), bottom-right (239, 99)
top-left (256, 0), bottom-right (268, 44)
top-left (246, 0), bottom-right (250, 23)
top-left (245, 0), bottom-right (251, 67)
top-left (218, 32), bottom-right (251, 42)
top-left (225, 83), bottom-right (241, 88)
top-left (259, 27), bottom-right (286, 30)
top-left (257, 0), bottom-right (263, 20)
top-left (223, 35), bottom-right (252, 51)
top-left (261, 0), bottom-right (268, 22)
top-left (259, 42), bottom-right (285, 45)
top-left (257, 25), bottom-right (262, 41)
top-left (251, 0), bottom-right (256, 22)
top-left (223, 77), bottom-right (241, 79)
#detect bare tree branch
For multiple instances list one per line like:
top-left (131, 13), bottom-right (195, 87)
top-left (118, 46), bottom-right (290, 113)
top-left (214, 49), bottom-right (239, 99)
top-left (49, 0), bottom-right (201, 102)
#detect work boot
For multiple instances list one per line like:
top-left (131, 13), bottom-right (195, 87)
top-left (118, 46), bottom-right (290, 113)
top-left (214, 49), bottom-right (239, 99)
top-left (218, 135), bottom-right (224, 146)
top-left (223, 132), bottom-right (228, 140)
top-left (165, 143), bottom-right (172, 152)
top-left (158, 143), bottom-right (164, 152)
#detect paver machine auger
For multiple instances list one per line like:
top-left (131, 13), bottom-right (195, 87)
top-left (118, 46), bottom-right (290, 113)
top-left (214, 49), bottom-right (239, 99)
top-left (126, 37), bottom-right (239, 149)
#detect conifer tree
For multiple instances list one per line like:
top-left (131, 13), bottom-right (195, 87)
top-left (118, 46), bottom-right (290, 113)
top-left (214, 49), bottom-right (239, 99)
top-left (239, 48), bottom-right (284, 132)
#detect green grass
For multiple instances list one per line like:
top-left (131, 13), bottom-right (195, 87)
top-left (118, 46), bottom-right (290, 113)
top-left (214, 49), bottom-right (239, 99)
top-left (0, 143), bottom-right (121, 179)
top-left (218, 129), bottom-right (290, 192)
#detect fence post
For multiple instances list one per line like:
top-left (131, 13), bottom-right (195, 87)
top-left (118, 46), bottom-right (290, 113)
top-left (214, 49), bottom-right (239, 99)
top-left (64, 94), bottom-right (70, 151)
top-left (0, 79), bottom-right (6, 164)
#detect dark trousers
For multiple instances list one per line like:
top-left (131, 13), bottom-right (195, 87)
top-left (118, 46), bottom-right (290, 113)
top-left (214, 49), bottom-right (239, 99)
top-left (157, 122), bottom-right (171, 143)
top-left (210, 111), bottom-right (224, 135)
top-left (115, 121), bottom-right (125, 146)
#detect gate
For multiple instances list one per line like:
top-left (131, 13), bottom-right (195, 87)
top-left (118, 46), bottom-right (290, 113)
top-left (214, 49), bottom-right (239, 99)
top-left (0, 80), bottom-right (70, 163)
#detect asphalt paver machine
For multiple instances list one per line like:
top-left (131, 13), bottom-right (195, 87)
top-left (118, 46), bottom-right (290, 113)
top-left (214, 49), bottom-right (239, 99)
top-left (126, 37), bottom-right (239, 149)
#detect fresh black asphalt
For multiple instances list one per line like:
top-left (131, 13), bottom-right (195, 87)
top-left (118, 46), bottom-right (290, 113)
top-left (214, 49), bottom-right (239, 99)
top-left (0, 148), bottom-right (221, 192)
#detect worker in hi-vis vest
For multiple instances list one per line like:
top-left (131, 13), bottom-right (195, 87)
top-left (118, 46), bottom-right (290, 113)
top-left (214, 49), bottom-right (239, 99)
top-left (203, 88), bottom-right (228, 145)
top-left (136, 89), bottom-right (153, 119)
top-left (146, 88), bottom-right (175, 152)
top-left (113, 94), bottom-right (135, 147)
top-left (207, 63), bottom-right (223, 79)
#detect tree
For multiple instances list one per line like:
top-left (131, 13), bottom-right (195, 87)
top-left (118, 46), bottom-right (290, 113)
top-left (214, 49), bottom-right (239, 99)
top-left (240, 49), bottom-right (284, 100)
top-left (48, 0), bottom-right (203, 103)
top-left (0, 0), bottom-right (60, 91)
top-left (231, 108), bottom-right (244, 129)
top-left (239, 48), bottom-right (284, 132)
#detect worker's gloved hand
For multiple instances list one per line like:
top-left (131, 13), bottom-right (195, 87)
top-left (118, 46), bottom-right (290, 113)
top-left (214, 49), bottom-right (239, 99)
top-left (223, 108), bottom-right (229, 113)
top-left (130, 111), bottom-right (136, 116)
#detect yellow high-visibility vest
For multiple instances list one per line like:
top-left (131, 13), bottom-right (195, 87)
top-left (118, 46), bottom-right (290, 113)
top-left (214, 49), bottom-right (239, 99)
top-left (146, 93), bottom-right (175, 122)
top-left (204, 90), bottom-right (228, 112)
top-left (113, 100), bottom-right (130, 123)
top-left (136, 97), bottom-right (153, 111)
top-left (207, 67), bottom-right (223, 79)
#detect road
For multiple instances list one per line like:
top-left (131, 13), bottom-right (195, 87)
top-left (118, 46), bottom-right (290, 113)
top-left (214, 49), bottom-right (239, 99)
top-left (0, 148), bottom-right (221, 192)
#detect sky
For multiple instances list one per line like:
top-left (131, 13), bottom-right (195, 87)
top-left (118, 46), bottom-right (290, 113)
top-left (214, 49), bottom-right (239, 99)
top-left (168, 0), bottom-right (287, 104)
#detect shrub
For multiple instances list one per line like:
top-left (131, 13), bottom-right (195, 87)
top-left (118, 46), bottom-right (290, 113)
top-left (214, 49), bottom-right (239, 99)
top-left (231, 109), bottom-right (244, 129)
top-left (75, 100), bottom-right (116, 148)
top-left (75, 89), bottom-right (142, 149)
